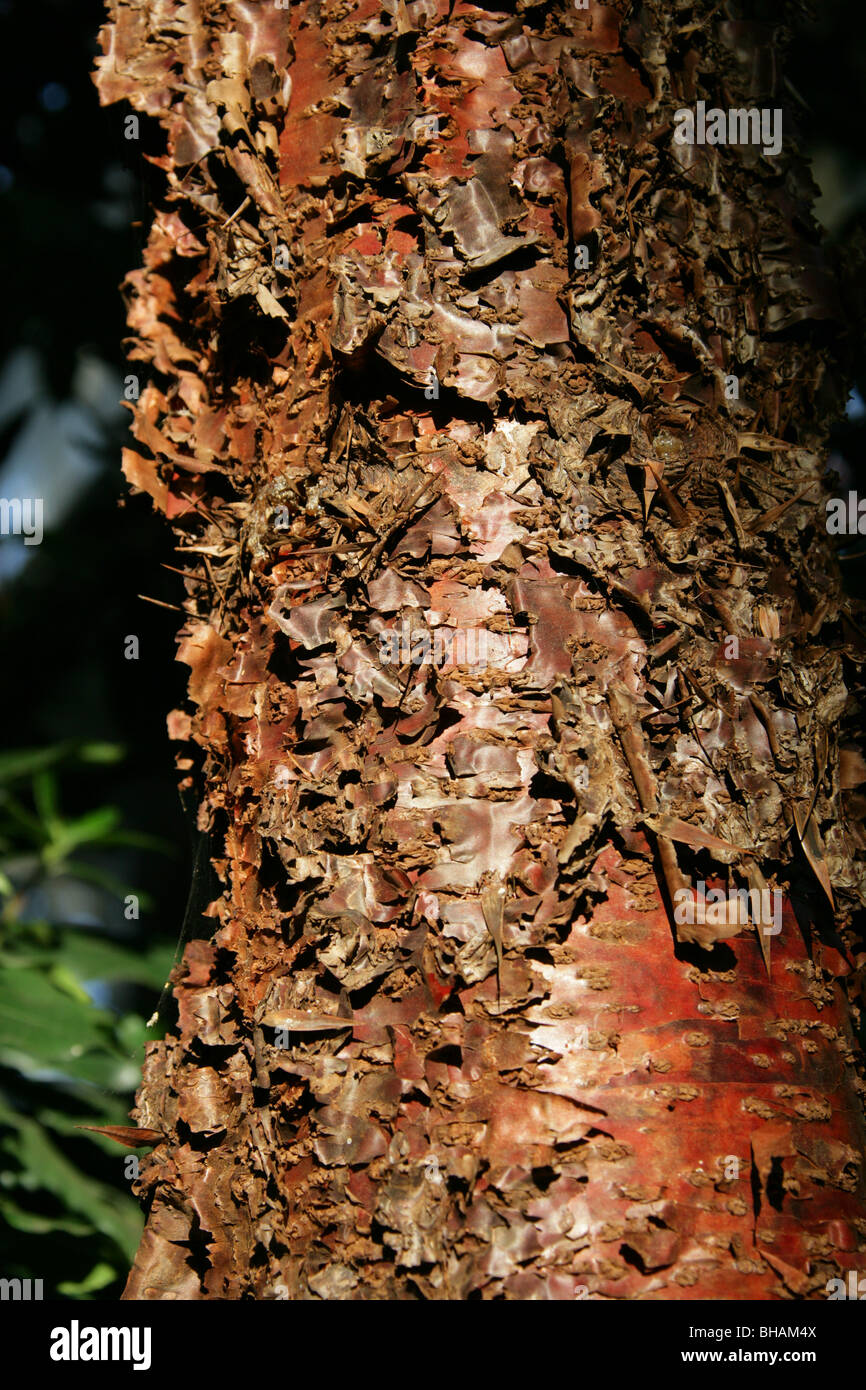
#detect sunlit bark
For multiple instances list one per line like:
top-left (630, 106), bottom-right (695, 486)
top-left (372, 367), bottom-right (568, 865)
top-left (95, 0), bottom-right (866, 1300)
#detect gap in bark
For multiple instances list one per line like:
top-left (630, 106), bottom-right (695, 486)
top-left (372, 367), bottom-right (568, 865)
top-left (788, 851), bottom-right (842, 946)
top-left (299, 825), bottom-right (363, 857)
top-left (460, 244), bottom-right (544, 291)
top-left (183, 1211), bottom-right (214, 1282)
top-left (286, 939), bottom-right (326, 975)
top-left (392, 702), bottom-right (462, 744)
top-left (445, 1174), bottom-right (471, 1197)
top-left (267, 633), bottom-right (328, 686)
top-left (393, 29), bottom-right (419, 68)
top-left (508, 399), bottom-right (549, 427)
top-left (176, 1118), bottom-right (227, 1153)
top-left (425, 1043), bottom-right (462, 1067)
top-left (199, 138), bottom-right (249, 207)
top-left (751, 1159), bottom-right (763, 1225)
top-left (525, 947), bottom-right (556, 966)
top-left (318, 966), bottom-right (349, 999)
top-left (402, 1277), bottom-right (429, 1300)
top-left (336, 352), bottom-right (496, 432)
top-left (436, 992), bottom-right (466, 1019)
top-left (673, 939), bottom-right (738, 973)
top-left (295, 784), bottom-right (331, 809)
top-left (179, 467), bottom-right (241, 509)
top-left (369, 1219), bottom-right (398, 1260)
top-left (188, 1039), bottom-right (240, 1069)
top-left (258, 837), bottom-right (290, 890)
top-left (527, 769), bottom-right (573, 802)
top-left (218, 296), bottom-right (291, 388)
top-left (587, 431), bottom-right (630, 462)
top-left (766, 1156), bottom-right (786, 1212)
top-left (326, 200), bottom-right (375, 236)
top-left (348, 976), bottom-right (388, 1011)
top-left (530, 1165), bottom-right (560, 1192)
top-left (620, 1243), bottom-right (651, 1276)
top-left (274, 1080), bottom-right (317, 1123)
top-left (617, 270), bottom-right (648, 305)
top-left (259, 842), bottom-right (309, 925)
top-left (402, 1087), bottom-right (432, 1108)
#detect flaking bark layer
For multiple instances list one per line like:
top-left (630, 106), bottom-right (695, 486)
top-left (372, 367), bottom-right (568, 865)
top-left (95, 0), bottom-right (866, 1299)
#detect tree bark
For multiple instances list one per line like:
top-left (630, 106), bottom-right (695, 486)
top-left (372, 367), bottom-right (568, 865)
top-left (95, 0), bottom-right (866, 1300)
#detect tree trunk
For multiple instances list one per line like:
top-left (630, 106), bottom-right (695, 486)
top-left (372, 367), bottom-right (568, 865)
top-left (95, 0), bottom-right (866, 1300)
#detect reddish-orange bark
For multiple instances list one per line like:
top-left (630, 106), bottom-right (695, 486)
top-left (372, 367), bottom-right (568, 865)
top-left (94, 0), bottom-right (866, 1299)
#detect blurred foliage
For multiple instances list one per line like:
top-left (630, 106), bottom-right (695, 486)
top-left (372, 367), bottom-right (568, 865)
top-left (0, 0), bottom-right (192, 1302)
top-left (0, 744), bottom-right (174, 1299)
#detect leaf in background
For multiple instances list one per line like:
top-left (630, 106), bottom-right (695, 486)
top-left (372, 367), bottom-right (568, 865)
top-left (77, 744), bottom-right (125, 766)
top-left (56, 1262), bottom-right (119, 1298)
top-left (59, 859), bottom-right (153, 908)
top-left (115, 1011), bottom-right (153, 1056)
top-left (0, 745), bottom-right (73, 785)
top-left (49, 963), bottom-right (94, 1006)
top-left (32, 770), bottom-right (61, 836)
top-left (39, 1099), bottom-right (135, 1139)
top-left (0, 1099), bottom-right (143, 1259)
top-left (43, 806), bottom-right (122, 867)
top-left (53, 934), bottom-right (174, 991)
top-left (99, 828), bottom-right (175, 854)
top-left (0, 1196), bottom-right (92, 1237)
top-left (0, 738), bottom-right (170, 1294)
top-left (0, 966), bottom-right (115, 1068)
top-left (0, 742), bottom-right (124, 784)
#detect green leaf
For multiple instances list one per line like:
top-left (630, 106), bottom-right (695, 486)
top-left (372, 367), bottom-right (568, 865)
top-left (54, 933), bottom-right (172, 990)
top-left (0, 1194), bottom-right (92, 1236)
top-left (32, 771), bottom-right (61, 835)
top-left (49, 965), bottom-right (94, 1006)
top-left (0, 745), bottom-right (71, 785)
top-left (59, 859), bottom-right (150, 907)
top-left (0, 793), bottom-right (45, 844)
top-left (57, 1262), bottom-right (118, 1297)
top-left (0, 966), bottom-right (115, 1068)
top-left (78, 743), bottom-right (124, 766)
top-left (61, 1053), bottom-right (143, 1094)
top-left (37, 1099), bottom-right (132, 1147)
top-left (0, 934), bottom-right (172, 995)
top-left (99, 829), bottom-right (175, 855)
top-left (0, 742), bottom-right (124, 785)
top-left (115, 1011), bottom-right (152, 1057)
top-left (0, 1098), bottom-right (142, 1259)
top-left (43, 807), bottom-right (122, 866)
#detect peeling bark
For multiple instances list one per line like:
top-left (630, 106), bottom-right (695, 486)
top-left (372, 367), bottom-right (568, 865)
top-left (95, 0), bottom-right (866, 1300)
